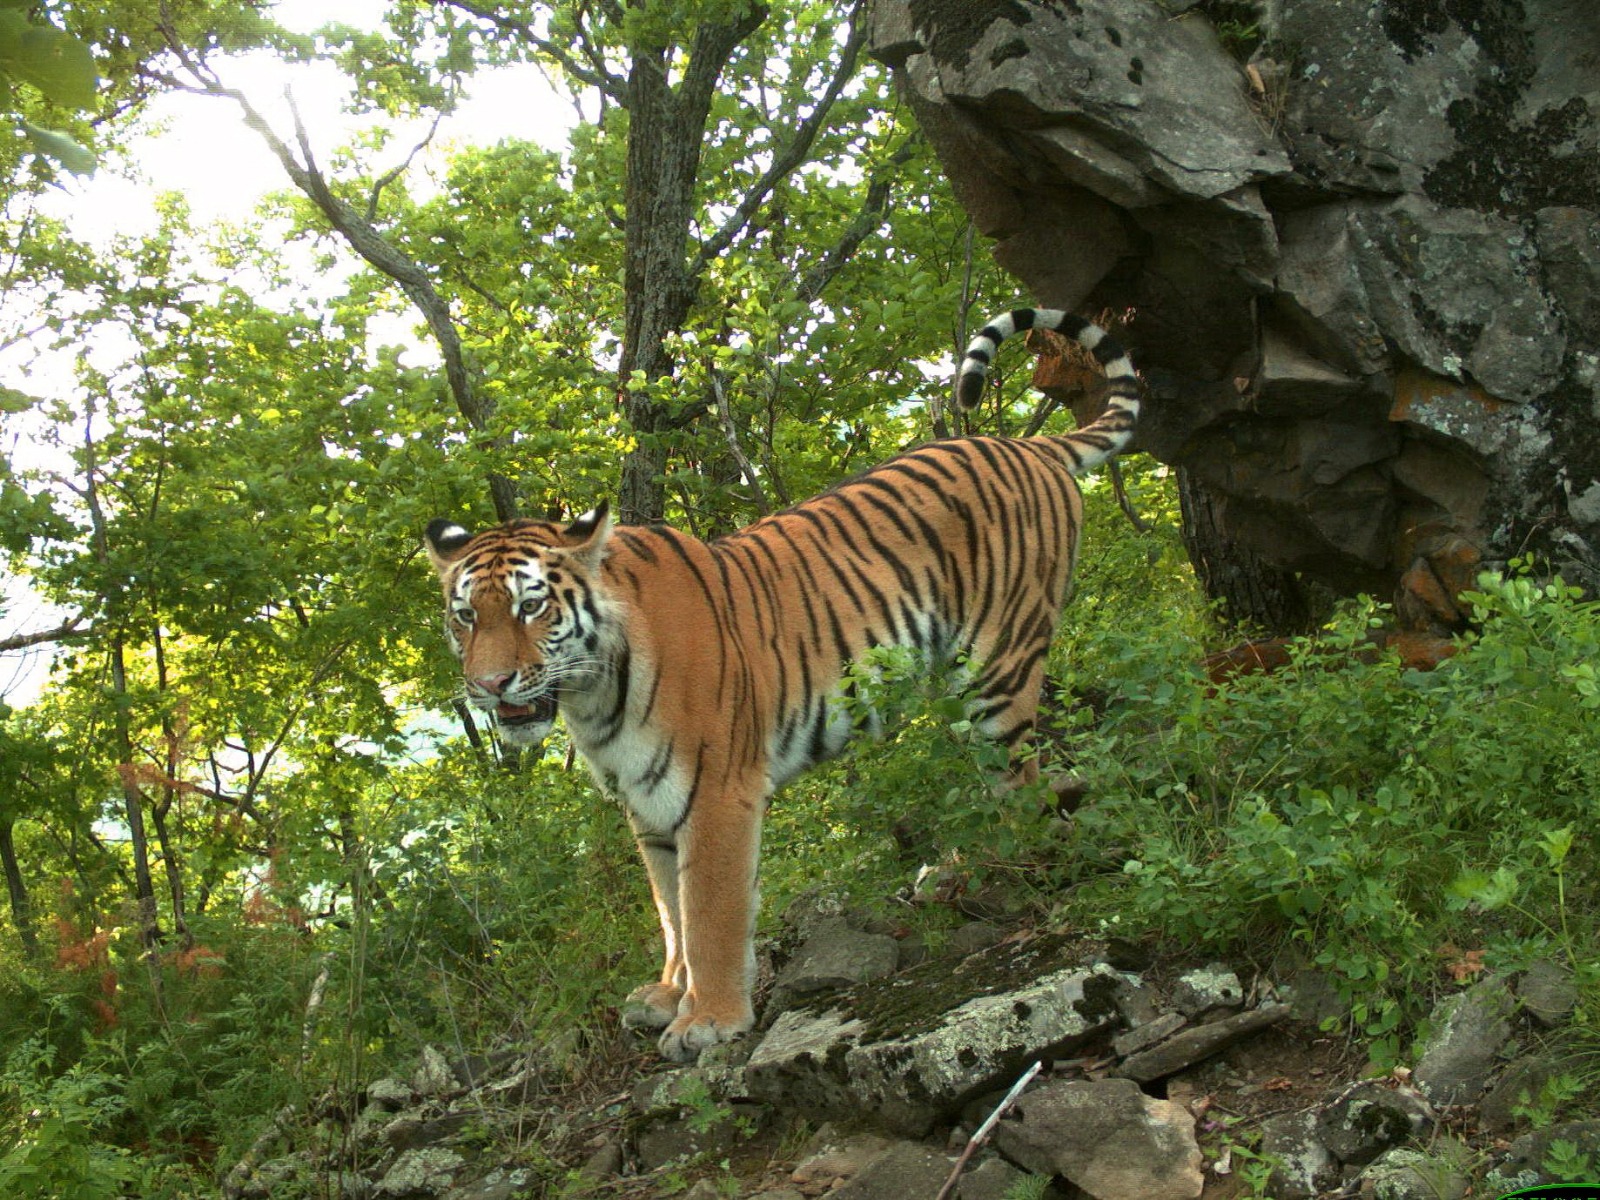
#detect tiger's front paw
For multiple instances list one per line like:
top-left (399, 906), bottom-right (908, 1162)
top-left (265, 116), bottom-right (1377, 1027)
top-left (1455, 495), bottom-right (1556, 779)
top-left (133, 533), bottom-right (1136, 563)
top-left (621, 983), bottom-right (683, 1031)
top-left (658, 1007), bottom-right (754, 1063)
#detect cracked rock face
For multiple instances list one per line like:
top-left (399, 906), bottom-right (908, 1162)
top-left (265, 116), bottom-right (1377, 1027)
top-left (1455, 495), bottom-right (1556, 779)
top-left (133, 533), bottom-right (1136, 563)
top-left (875, 0), bottom-right (1600, 609)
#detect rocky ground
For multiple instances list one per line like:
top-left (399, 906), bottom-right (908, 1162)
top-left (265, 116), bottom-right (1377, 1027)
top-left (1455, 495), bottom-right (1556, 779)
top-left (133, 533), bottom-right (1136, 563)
top-left (224, 893), bottom-right (1593, 1200)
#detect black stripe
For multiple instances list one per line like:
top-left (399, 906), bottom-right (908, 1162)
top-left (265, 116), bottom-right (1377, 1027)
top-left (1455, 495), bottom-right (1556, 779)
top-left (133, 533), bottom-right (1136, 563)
top-left (1091, 333), bottom-right (1127, 365)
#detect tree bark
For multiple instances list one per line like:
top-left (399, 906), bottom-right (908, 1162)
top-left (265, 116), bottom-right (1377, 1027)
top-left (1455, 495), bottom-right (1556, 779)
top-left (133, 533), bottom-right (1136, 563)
top-left (0, 819), bottom-right (38, 959)
top-left (1177, 465), bottom-right (1316, 636)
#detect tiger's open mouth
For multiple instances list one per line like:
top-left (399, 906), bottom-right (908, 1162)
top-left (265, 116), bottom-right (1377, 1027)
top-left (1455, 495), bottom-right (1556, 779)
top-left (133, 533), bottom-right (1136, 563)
top-left (496, 693), bottom-right (558, 726)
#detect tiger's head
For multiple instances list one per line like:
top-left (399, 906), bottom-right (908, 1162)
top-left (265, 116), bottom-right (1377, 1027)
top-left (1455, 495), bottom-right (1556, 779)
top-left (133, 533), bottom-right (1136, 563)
top-left (423, 504), bottom-right (613, 746)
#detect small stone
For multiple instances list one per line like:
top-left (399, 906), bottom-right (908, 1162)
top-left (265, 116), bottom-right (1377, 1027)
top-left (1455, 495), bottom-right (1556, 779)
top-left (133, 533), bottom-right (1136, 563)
top-left (443, 1168), bottom-right (534, 1200)
top-left (949, 921), bottom-right (1003, 957)
top-left (413, 1045), bottom-right (458, 1098)
top-left (957, 1156), bottom-right (1056, 1200)
top-left (772, 919), bottom-right (900, 997)
top-left (1110, 976), bottom-right (1162, 1028)
top-left (366, 1078), bottom-right (414, 1111)
top-left (1518, 960), bottom-right (1578, 1027)
top-left (1486, 1119), bottom-right (1600, 1192)
top-left (578, 1139), bottom-right (623, 1182)
top-left (790, 1132), bottom-right (893, 1189)
top-left (383, 1112), bottom-right (471, 1152)
top-left (1315, 1081), bottom-right (1432, 1167)
top-left (1170, 964), bottom-right (1244, 1016)
top-left (1481, 1057), bottom-right (1563, 1133)
top-left (1285, 968), bottom-right (1348, 1029)
top-left (1114, 1004), bottom-right (1290, 1083)
top-left (376, 1147), bottom-right (465, 1197)
top-left (993, 1077), bottom-right (1203, 1200)
top-left (831, 1141), bottom-right (957, 1200)
top-left (1112, 1010), bottom-right (1187, 1059)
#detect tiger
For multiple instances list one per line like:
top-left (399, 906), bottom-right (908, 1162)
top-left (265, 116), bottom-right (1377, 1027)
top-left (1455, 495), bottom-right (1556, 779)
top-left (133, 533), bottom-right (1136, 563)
top-left (423, 308), bottom-right (1140, 1062)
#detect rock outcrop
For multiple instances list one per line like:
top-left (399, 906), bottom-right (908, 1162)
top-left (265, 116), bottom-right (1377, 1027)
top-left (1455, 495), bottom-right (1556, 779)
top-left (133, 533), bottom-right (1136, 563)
top-left (221, 924), bottom-right (1584, 1199)
top-left (872, 0), bottom-right (1600, 622)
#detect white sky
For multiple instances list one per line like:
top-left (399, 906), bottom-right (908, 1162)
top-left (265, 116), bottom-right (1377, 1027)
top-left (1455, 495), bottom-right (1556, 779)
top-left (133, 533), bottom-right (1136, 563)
top-left (0, 0), bottom-right (579, 705)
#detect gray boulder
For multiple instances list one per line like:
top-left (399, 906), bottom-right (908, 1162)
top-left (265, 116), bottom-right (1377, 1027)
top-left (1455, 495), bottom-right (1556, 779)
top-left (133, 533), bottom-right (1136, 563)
top-left (992, 1077), bottom-right (1204, 1200)
top-left (1414, 978), bottom-right (1517, 1105)
top-left (1259, 1108), bottom-right (1337, 1200)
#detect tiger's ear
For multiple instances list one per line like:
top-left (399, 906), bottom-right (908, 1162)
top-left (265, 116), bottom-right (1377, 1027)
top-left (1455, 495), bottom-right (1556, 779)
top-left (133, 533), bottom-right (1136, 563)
top-left (424, 519), bottom-right (474, 573)
top-left (561, 500), bottom-right (612, 568)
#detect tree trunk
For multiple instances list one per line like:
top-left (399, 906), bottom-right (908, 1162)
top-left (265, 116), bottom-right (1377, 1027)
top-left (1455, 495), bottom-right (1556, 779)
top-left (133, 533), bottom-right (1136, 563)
top-left (0, 819), bottom-right (38, 959)
top-left (148, 801), bottom-right (189, 943)
top-left (109, 641), bottom-right (164, 951)
top-left (615, 43), bottom-right (708, 524)
top-left (1177, 466), bottom-right (1317, 636)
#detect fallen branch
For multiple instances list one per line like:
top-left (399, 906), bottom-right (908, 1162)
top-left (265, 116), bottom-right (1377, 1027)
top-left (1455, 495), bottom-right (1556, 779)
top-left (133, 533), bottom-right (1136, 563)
top-left (934, 1059), bottom-right (1043, 1200)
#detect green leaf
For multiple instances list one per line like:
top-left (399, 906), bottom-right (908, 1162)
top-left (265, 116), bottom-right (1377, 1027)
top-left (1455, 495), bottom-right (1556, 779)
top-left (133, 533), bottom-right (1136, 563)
top-left (19, 119), bottom-right (95, 174)
top-left (8, 21), bottom-right (98, 110)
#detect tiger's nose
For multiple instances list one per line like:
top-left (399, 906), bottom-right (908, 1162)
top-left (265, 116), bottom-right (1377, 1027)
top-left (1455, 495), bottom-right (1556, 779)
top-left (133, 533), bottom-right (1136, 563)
top-left (474, 672), bottom-right (515, 695)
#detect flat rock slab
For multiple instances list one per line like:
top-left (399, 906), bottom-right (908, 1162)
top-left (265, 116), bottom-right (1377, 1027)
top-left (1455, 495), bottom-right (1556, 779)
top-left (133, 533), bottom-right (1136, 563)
top-left (1113, 1003), bottom-right (1291, 1083)
top-left (993, 1077), bottom-right (1204, 1200)
top-left (747, 962), bottom-right (1122, 1135)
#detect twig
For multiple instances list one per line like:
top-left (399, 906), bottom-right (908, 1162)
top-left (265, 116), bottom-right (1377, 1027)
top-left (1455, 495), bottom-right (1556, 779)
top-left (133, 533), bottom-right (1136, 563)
top-left (934, 1059), bottom-right (1043, 1200)
top-left (941, 219), bottom-right (977, 440)
top-left (711, 371), bottom-right (770, 515)
top-left (1110, 459), bottom-right (1151, 533)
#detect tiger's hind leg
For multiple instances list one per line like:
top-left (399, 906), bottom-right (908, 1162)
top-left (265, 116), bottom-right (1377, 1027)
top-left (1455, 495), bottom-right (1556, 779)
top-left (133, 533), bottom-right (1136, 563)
top-left (968, 644), bottom-right (1052, 791)
top-left (620, 823), bottom-right (686, 1031)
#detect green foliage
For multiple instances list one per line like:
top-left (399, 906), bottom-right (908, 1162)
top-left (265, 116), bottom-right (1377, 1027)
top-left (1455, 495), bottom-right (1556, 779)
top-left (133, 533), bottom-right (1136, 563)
top-left (1049, 565), bottom-right (1599, 1063)
top-left (1512, 1073), bottom-right (1589, 1130)
top-left (1001, 1173), bottom-right (1055, 1200)
top-left (1543, 1138), bottom-right (1596, 1183)
top-left (0, 1), bottom-right (99, 175)
top-left (0, 1039), bottom-right (138, 1199)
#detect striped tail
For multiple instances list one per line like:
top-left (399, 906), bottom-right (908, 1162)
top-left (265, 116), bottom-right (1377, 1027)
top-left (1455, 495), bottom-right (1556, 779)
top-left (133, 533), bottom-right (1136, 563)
top-left (954, 308), bottom-right (1141, 475)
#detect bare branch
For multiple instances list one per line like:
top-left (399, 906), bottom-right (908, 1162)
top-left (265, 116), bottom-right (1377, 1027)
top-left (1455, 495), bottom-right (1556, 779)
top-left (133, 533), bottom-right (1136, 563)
top-left (678, 3), bottom-right (771, 137)
top-left (689, 0), bottom-right (867, 280)
top-left (0, 615), bottom-right (89, 653)
top-left (432, 0), bottom-right (628, 102)
top-left (367, 102), bottom-right (452, 223)
top-left (794, 137), bottom-right (919, 305)
top-left (156, 17), bottom-right (518, 520)
top-left (934, 1061), bottom-right (1043, 1200)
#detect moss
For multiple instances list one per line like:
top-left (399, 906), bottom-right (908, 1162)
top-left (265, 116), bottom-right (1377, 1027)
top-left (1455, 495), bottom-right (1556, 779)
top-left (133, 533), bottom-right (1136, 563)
top-left (798, 931), bottom-right (1090, 1042)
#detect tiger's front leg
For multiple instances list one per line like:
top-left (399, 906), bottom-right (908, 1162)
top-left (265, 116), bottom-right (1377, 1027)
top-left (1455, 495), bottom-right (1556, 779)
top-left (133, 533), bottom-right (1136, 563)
top-left (657, 786), bottom-right (762, 1063)
top-left (620, 821), bottom-right (687, 1033)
